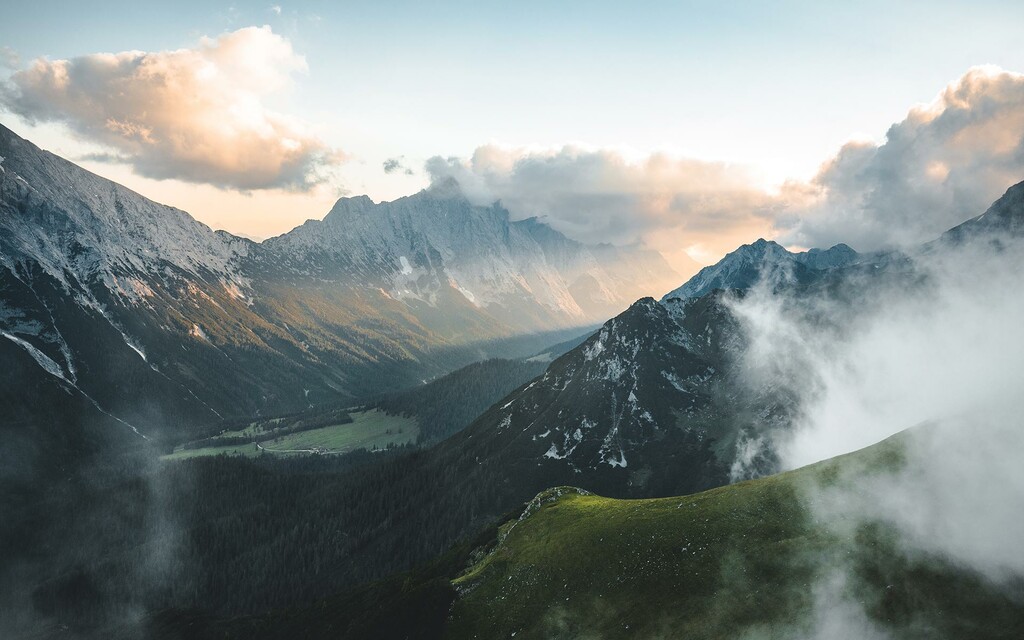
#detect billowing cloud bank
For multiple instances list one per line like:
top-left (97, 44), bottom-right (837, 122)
top-left (0, 26), bottom-right (340, 191)
top-left (427, 67), bottom-right (1024, 262)
top-left (785, 66), bottom-right (1024, 251)
top-left (426, 145), bottom-right (777, 267)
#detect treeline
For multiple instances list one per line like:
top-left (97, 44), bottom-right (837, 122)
top-left (374, 358), bottom-right (546, 443)
top-left (16, 444), bottom-right (501, 631)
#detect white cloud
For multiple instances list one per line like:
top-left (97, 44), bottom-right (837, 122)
top-left (729, 225), bottom-right (1024, 574)
top-left (0, 26), bottom-right (341, 191)
top-left (424, 67), bottom-right (1024, 267)
top-left (727, 223), bottom-right (1024, 633)
top-left (782, 66), bottom-right (1024, 251)
top-left (425, 145), bottom-right (777, 270)
top-left (731, 233), bottom-right (1024, 469)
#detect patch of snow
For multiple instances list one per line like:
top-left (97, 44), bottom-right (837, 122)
top-left (3, 331), bottom-right (146, 438)
top-left (543, 443), bottom-right (566, 460)
top-left (125, 340), bottom-right (147, 362)
top-left (607, 450), bottom-right (628, 468)
top-left (2, 331), bottom-right (67, 381)
top-left (662, 370), bottom-right (687, 391)
top-left (603, 357), bottom-right (626, 381)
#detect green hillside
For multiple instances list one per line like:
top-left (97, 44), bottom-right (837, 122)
top-left (113, 429), bottom-right (1024, 639)
top-left (447, 432), bottom-right (1024, 640)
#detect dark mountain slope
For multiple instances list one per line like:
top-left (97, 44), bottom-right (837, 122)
top-left (373, 358), bottom-right (549, 444)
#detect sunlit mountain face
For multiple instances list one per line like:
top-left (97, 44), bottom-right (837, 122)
top-left (0, 125), bottom-right (678, 444)
top-left (2, 4), bottom-right (1024, 639)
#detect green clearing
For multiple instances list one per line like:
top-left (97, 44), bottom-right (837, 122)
top-left (162, 409), bottom-right (417, 460)
top-left (161, 443), bottom-right (264, 460)
top-left (447, 433), bottom-right (1024, 639)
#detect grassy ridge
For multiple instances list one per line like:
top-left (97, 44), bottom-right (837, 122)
top-left (448, 433), bottom-right (1024, 639)
top-left (449, 481), bottom-right (822, 639)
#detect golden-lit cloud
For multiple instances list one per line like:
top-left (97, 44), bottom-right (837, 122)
top-left (426, 66), bottom-right (1024, 269)
top-left (782, 66), bottom-right (1024, 250)
top-left (426, 145), bottom-right (778, 272)
top-left (0, 26), bottom-right (341, 191)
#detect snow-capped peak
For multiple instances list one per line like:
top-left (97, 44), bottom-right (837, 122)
top-left (662, 238), bottom-right (860, 301)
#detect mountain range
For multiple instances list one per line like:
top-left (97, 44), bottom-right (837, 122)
top-left (3, 121), bottom-right (1023, 639)
top-left (0, 123), bottom-right (677, 451)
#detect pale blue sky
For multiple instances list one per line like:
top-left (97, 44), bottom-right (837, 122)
top-left (2, 1), bottom-right (1023, 261)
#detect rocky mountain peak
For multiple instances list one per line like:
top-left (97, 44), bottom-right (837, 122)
top-left (662, 237), bottom-right (860, 302)
top-left (943, 179), bottom-right (1024, 240)
top-left (324, 194), bottom-right (375, 219)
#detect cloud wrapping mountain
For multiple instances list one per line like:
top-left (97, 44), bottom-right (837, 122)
top-left (0, 26), bottom-right (340, 190)
top-left (730, 231), bottom-right (1024, 471)
top-left (783, 66), bottom-right (1024, 251)
top-left (425, 145), bottom-right (773, 271)
top-left (425, 67), bottom-right (1024, 264)
top-left (728, 210), bottom-right (1024, 632)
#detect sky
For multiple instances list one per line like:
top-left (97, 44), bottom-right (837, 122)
top-left (2, 1), bottom-right (1024, 274)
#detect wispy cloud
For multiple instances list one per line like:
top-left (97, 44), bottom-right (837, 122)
top-left (0, 46), bottom-right (19, 70)
top-left (0, 26), bottom-right (343, 191)
top-left (383, 156), bottom-right (414, 175)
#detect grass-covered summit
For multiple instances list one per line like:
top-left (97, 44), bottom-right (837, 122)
top-left (447, 431), bottom-right (1024, 639)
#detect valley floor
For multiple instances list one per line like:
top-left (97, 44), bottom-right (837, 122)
top-left (162, 409), bottom-right (417, 460)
